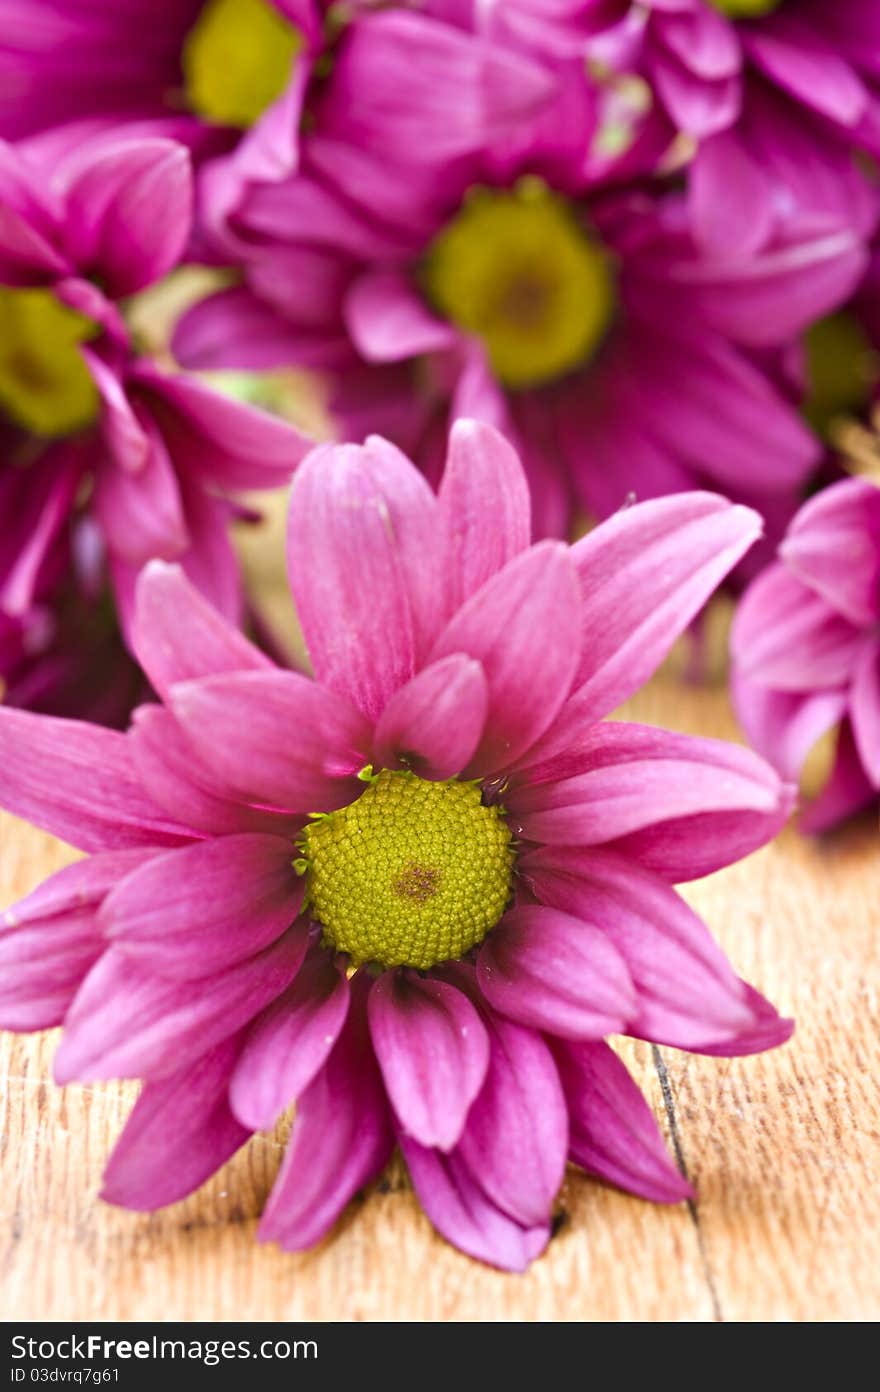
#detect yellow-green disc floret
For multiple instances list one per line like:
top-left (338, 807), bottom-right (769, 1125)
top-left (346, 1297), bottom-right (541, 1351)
top-left (303, 769), bottom-right (515, 971)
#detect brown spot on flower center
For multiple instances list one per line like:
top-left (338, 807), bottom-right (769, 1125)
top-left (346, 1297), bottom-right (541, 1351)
top-left (394, 862), bottom-right (441, 903)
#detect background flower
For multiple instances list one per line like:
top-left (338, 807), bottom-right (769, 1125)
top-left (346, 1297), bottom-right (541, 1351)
top-left (177, 95), bottom-right (865, 543)
top-left (0, 422), bottom-right (793, 1269)
top-left (732, 476), bottom-right (880, 830)
top-left (0, 132), bottom-right (310, 717)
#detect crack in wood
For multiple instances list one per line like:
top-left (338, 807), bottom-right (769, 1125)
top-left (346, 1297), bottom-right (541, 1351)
top-left (652, 1045), bottom-right (724, 1323)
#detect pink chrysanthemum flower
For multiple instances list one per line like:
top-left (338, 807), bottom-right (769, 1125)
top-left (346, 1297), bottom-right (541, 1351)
top-left (0, 422), bottom-right (794, 1270)
top-left (615, 0), bottom-right (880, 251)
top-left (733, 476), bottom-right (880, 831)
top-left (0, 133), bottom-right (309, 698)
top-left (174, 49), bottom-right (865, 540)
top-left (0, 1), bottom-right (552, 238)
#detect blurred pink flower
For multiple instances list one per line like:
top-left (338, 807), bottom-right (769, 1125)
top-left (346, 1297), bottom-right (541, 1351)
top-left (613, 0), bottom-right (880, 251)
top-left (175, 73), bottom-right (866, 537)
top-left (733, 476), bottom-right (880, 831)
top-left (0, 133), bottom-right (310, 713)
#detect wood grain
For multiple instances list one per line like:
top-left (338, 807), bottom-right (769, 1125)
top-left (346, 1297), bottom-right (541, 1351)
top-left (2, 647), bottom-right (879, 1322)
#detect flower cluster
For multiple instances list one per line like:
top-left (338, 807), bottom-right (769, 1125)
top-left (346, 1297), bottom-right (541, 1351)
top-left (2, 0), bottom-right (874, 1276)
top-left (0, 423), bottom-right (793, 1268)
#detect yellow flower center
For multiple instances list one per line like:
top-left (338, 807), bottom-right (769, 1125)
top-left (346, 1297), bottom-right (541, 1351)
top-left (182, 0), bottom-right (303, 129)
top-left (708, 0), bottom-right (781, 17)
top-left (803, 312), bottom-right (880, 439)
top-left (0, 288), bottom-right (99, 438)
top-left (422, 179), bottom-right (615, 391)
top-left (303, 769), bottom-right (515, 970)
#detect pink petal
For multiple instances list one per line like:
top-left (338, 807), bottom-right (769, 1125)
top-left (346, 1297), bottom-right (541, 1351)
top-left (801, 719), bottom-right (877, 832)
top-left (258, 977), bottom-right (394, 1250)
top-left (0, 849), bottom-right (154, 1031)
top-left (100, 834), bottom-right (302, 979)
top-left (173, 284), bottom-right (345, 372)
top-left (229, 948), bottom-right (350, 1131)
top-left (373, 655), bottom-right (489, 780)
top-left (368, 973), bottom-right (489, 1151)
top-left (345, 269), bottom-right (456, 361)
top-left (132, 364), bottom-right (313, 492)
top-left (552, 1038), bottom-right (692, 1203)
top-left (94, 409), bottom-right (190, 566)
top-left (779, 478), bottom-right (880, 629)
top-left (437, 419), bottom-right (531, 621)
top-left (731, 563), bottom-right (864, 692)
top-left (477, 904), bottom-right (636, 1041)
top-left (524, 495), bottom-right (761, 762)
top-left (401, 1136), bottom-right (550, 1272)
top-left (849, 645), bottom-right (880, 788)
top-left (83, 348), bottom-right (150, 474)
top-left (508, 722), bottom-right (793, 881)
top-left (54, 928), bottom-right (306, 1084)
top-left (129, 705), bottom-right (296, 837)
top-left (169, 482), bottom-right (242, 630)
top-left (64, 138), bottom-right (192, 296)
top-left (732, 673), bottom-right (848, 783)
top-left (429, 542), bottom-right (581, 777)
top-left (101, 1034), bottom-right (250, 1210)
top-left (0, 708), bottom-right (193, 852)
top-left (287, 439), bottom-right (441, 720)
top-left (689, 131), bottom-right (775, 259)
top-left (169, 669), bottom-right (371, 813)
top-left (132, 560), bottom-right (271, 702)
top-left (523, 848), bottom-right (777, 1052)
top-left (320, 10), bottom-right (554, 160)
top-left (456, 1005), bottom-right (568, 1228)
top-left (745, 25), bottom-right (867, 127)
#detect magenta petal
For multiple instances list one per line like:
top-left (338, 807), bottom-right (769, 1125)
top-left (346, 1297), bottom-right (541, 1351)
top-left (169, 669), bottom-right (371, 813)
top-left (345, 269), bottom-right (457, 361)
top-left (83, 348), bottom-right (150, 473)
top-left (477, 904), bottom-right (636, 1041)
top-left (745, 26), bottom-right (867, 127)
top-left (526, 495), bottom-right (762, 760)
top-left (508, 722), bottom-right (793, 881)
top-left (801, 719), bottom-right (877, 832)
top-left (133, 561), bottom-right (271, 701)
top-left (850, 644), bottom-right (880, 787)
top-left (321, 10), bottom-right (554, 160)
top-left (133, 365), bottom-right (312, 492)
top-left (0, 707), bottom-right (193, 852)
top-left (230, 948), bottom-right (350, 1131)
top-left (101, 1034), bottom-right (250, 1211)
top-left (100, 834), bottom-right (302, 979)
top-left (129, 706), bottom-right (296, 837)
top-left (731, 563), bottom-right (864, 692)
top-left (64, 138), bottom-right (192, 297)
top-left (54, 928), bottom-right (306, 1084)
top-left (258, 977), bottom-right (394, 1251)
top-left (368, 973), bottom-right (489, 1151)
top-left (401, 1136), bottom-right (550, 1272)
top-left (552, 1038), bottom-right (692, 1204)
top-left (429, 542), bottom-right (581, 777)
top-left (437, 419), bottom-right (531, 621)
top-left (690, 981), bottom-right (794, 1057)
top-left (732, 675), bottom-right (848, 784)
top-left (0, 849), bottom-right (154, 1031)
top-left (524, 848), bottom-right (771, 1052)
top-left (287, 439), bottom-right (440, 719)
top-left (373, 655), bottom-right (489, 780)
top-left (94, 411), bottom-right (189, 566)
top-left (456, 1010), bottom-right (567, 1228)
top-left (779, 478), bottom-right (880, 629)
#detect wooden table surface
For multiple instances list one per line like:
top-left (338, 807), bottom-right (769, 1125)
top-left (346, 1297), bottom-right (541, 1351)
top-left (2, 598), bottom-right (879, 1322)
